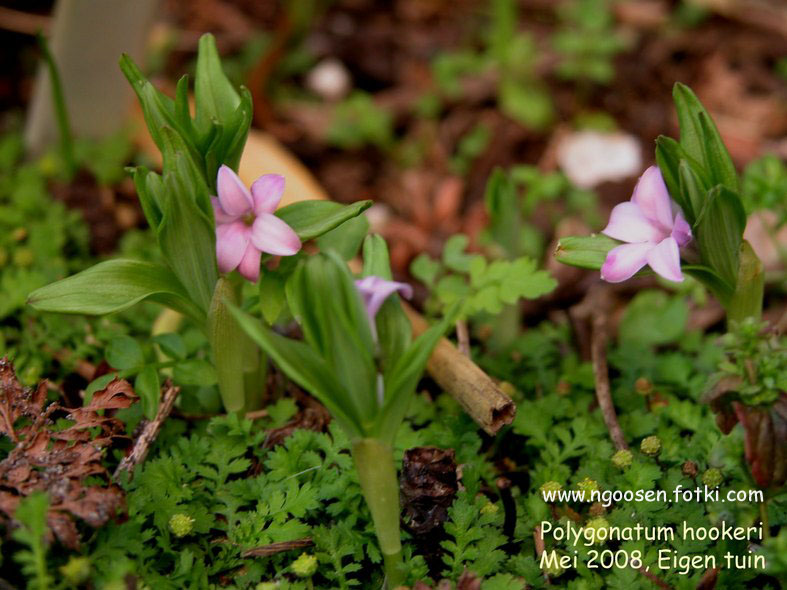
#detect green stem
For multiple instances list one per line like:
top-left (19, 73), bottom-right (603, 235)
top-left (208, 278), bottom-right (248, 414)
top-left (726, 240), bottom-right (764, 327)
top-left (351, 438), bottom-right (404, 589)
top-left (36, 32), bottom-right (76, 179)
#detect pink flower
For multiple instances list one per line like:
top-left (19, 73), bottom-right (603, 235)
top-left (355, 276), bottom-right (413, 322)
top-left (213, 165), bottom-right (301, 282)
top-left (601, 166), bottom-right (692, 283)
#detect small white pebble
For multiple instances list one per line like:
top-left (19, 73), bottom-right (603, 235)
top-left (306, 58), bottom-right (351, 102)
top-left (557, 131), bottom-right (642, 189)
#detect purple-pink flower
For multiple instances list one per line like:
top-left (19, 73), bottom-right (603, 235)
top-left (601, 166), bottom-right (692, 283)
top-left (212, 165), bottom-right (301, 282)
top-left (355, 276), bottom-right (413, 323)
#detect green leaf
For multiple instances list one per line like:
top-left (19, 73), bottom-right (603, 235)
top-left (130, 165), bottom-right (164, 231)
top-left (106, 335), bottom-right (145, 371)
top-left (677, 159), bottom-right (707, 224)
top-left (484, 168), bottom-right (522, 258)
top-left (693, 185), bottom-right (746, 295)
top-left (410, 254), bottom-right (441, 288)
top-left (618, 291), bottom-right (688, 347)
top-left (135, 366), bottom-right (160, 419)
top-left (287, 253), bottom-right (377, 420)
top-left (158, 159), bottom-right (218, 311)
top-left (27, 259), bottom-right (205, 322)
top-left (119, 54), bottom-right (199, 167)
top-left (316, 214), bottom-right (369, 260)
top-left (673, 83), bottom-right (706, 167)
top-left (173, 359), bottom-right (217, 386)
top-left (153, 332), bottom-right (187, 360)
top-left (194, 33), bottom-right (241, 135)
top-left (443, 234), bottom-right (475, 272)
top-left (276, 200), bottom-right (373, 242)
top-left (555, 234), bottom-right (619, 270)
top-left (362, 233), bottom-right (394, 280)
top-left (672, 83), bottom-right (738, 192)
top-left (655, 136), bottom-right (710, 223)
top-left (375, 304), bottom-right (460, 444)
top-left (227, 304), bottom-right (365, 439)
top-left (699, 113), bottom-right (739, 193)
top-left (362, 235), bottom-right (412, 376)
top-left (259, 270), bottom-right (288, 324)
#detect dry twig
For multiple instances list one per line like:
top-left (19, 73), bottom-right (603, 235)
top-left (404, 304), bottom-right (515, 435)
top-left (114, 383), bottom-right (179, 479)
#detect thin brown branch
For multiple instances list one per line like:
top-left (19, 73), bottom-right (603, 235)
top-left (114, 383), bottom-right (179, 479)
top-left (0, 6), bottom-right (50, 35)
top-left (242, 537), bottom-right (314, 558)
top-left (591, 308), bottom-right (629, 451)
top-left (455, 319), bottom-right (471, 358)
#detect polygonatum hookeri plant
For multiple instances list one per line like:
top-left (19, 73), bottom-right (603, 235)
top-left (556, 83), bottom-right (785, 492)
top-left (26, 34), bottom-right (371, 416)
top-left (24, 33), bottom-right (461, 588)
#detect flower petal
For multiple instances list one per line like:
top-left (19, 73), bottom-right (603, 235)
top-left (600, 242), bottom-right (652, 283)
top-left (237, 242), bottom-right (262, 282)
top-left (671, 211), bottom-right (692, 247)
top-left (355, 276), bottom-right (413, 319)
top-left (216, 221), bottom-right (250, 274)
top-left (217, 165), bottom-right (252, 216)
top-left (250, 213), bottom-right (302, 256)
top-left (631, 166), bottom-right (674, 232)
top-left (646, 236), bottom-right (684, 282)
top-left (601, 202), bottom-right (667, 243)
top-left (212, 196), bottom-right (238, 224)
top-left (251, 174), bottom-right (285, 215)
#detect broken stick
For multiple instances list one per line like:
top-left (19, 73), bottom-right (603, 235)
top-left (114, 383), bottom-right (180, 479)
top-left (404, 304), bottom-right (516, 435)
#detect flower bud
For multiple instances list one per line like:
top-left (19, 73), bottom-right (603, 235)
top-left (577, 477), bottom-right (599, 502)
top-left (589, 502), bottom-right (606, 517)
top-left (611, 449), bottom-right (633, 469)
top-left (640, 436), bottom-right (661, 457)
top-left (681, 460), bottom-right (698, 478)
top-left (539, 481), bottom-right (562, 500)
top-left (481, 501), bottom-right (500, 516)
top-left (702, 468), bottom-right (723, 488)
top-left (168, 513), bottom-right (195, 538)
top-left (292, 553), bottom-right (318, 578)
top-left (59, 556), bottom-right (90, 585)
top-left (586, 517), bottom-right (610, 544)
top-left (634, 377), bottom-right (653, 396)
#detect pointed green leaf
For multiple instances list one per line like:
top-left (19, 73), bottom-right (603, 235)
top-left (361, 235), bottom-right (412, 376)
top-left (693, 185), bottom-right (746, 296)
top-left (287, 253), bottom-right (377, 420)
top-left (673, 83), bottom-right (737, 192)
top-left (276, 200), bottom-right (373, 242)
top-left (194, 33), bottom-right (241, 136)
top-left (158, 165), bottom-right (217, 312)
top-left (227, 304), bottom-right (365, 439)
top-left (362, 234), bottom-right (394, 280)
top-left (375, 304), bottom-right (459, 443)
top-left (27, 259), bottom-right (204, 322)
top-left (699, 113), bottom-right (738, 192)
top-left (135, 366), bottom-right (160, 419)
top-left (678, 159), bottom-right (706, 225)
top-left (316, 214), bottom-right (369, 260)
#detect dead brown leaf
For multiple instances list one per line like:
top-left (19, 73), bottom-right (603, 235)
top-left (0, 358), bottom-right (138, 548)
